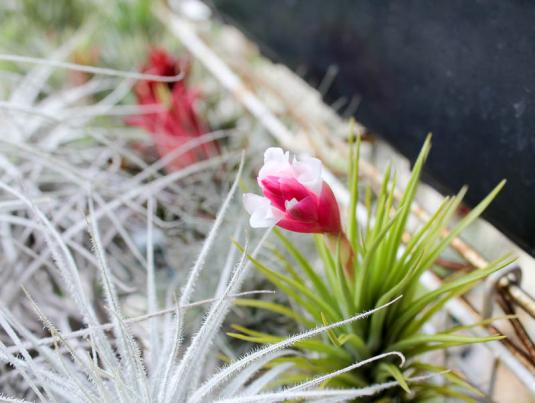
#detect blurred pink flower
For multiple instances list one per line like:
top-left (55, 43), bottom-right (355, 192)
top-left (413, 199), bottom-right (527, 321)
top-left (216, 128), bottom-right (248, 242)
top-left (243, 148), bottom-right (342, 234)
top-left (127, 48), bottom-right (219, 171)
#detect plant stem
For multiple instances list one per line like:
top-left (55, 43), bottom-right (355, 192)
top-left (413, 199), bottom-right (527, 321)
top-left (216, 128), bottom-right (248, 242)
top-left (325, 231), bottom-right (355, 279)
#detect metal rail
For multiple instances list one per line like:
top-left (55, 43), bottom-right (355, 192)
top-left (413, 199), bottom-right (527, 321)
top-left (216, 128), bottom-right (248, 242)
top-left (503, 279), bottom-right (535, 320)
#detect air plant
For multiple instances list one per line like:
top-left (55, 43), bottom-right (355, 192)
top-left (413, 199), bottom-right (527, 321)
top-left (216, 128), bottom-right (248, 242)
top-left (0, 158), bottom-right (426, 402)
top-left (127, 48), bottom-right (220, 171)
top-left (238, 136), bottom-right (514, 401)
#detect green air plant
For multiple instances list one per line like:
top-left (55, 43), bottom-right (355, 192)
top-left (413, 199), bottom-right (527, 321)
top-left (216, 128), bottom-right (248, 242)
top-left (237, 136), bottom-right (513, 401)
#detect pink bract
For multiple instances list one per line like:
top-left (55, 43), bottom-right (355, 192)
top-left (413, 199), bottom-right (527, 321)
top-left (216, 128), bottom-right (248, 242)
top-left (243, 148), bottom-right (342, 234)
top-left (126, 48), bottom-right (219, 171)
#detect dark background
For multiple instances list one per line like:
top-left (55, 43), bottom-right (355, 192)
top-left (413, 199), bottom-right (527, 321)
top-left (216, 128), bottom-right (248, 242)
top-left (211, 0), bottom-right (535, 257)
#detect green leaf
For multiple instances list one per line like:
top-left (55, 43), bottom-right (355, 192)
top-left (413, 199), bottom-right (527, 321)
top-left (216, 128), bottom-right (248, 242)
top-left (314, 235), bottom-right (340, 302)
top-left (228, 327), bottom-right (352, 361)
top-left (348, 128), bottom-right (361, 251)
top-left (411, 362), bottom-right (484, 398)
top-left (364, 184), bottom-right (373, 241)
top-left (396, 282), bottom-right (473, 340)
top-left (368, 163), bottom-right (392, 243)
top-left (321, 312), bottom-right (342, 347)
top-left (355, 203), bottom-right (408, 308)
top-left (275, 229), bottom-right (334, 306)
top-left (269, 245), bottom-right (301, 282)
top-left (384, 192), bottom-right (461, 295)
top-left (367, 251), bottom-right (424, 350)
top-left (390, 254), bottom-right (514, 339)
top-left (419, 179), bottom-right (507, 273)
top-left (378, 362), bottom-right (411, 393)
top-left (443, 315), bottom-right (516, 334)
top-left (372, 171), bottom-right (398, 290)
top-left (234, 241), bottom-right (340, 322)
top-left (338, 333), bottom-right (370, 358)
top-left (416, 384), bottom-right (478, 402)
top-left (383, 134), bottom-right (431, 268)
top-left (389, 333), bottom-right (505, 354)
top-left (233, 298), bottom-right (314, 327)
top-left (334, 236), bottom-right (357, 318)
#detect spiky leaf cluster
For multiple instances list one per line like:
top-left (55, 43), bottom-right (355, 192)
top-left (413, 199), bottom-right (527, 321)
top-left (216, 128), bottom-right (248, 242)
top-left (234, 136), bottom-right (512, 401)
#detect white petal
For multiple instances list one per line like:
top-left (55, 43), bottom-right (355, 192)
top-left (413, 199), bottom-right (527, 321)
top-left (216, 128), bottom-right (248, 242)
top-left (264, 147), bottom-right (289, 164)
top-left (243, 193), bottom-right (264, 215)
top-left (293, 155), bottom-right (323, 195)
top-left (258, 148), bottom-right (293, 180)
top-left (285, 198), bottom-right (298, 210)
top-left (243, 193), bottom-right (283, 228)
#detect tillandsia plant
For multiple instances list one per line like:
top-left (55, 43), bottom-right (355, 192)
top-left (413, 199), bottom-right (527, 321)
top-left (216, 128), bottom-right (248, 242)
top-left (0, 161), bottom-right (429, 403)
top-left (238, 137), bottom-right (514, 401)
top-left (127, 48), bottom-right (220, 171)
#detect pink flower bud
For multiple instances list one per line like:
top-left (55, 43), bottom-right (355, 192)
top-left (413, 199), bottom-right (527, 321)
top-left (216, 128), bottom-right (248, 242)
top-left (243, 148), bottom-right (342, 234)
